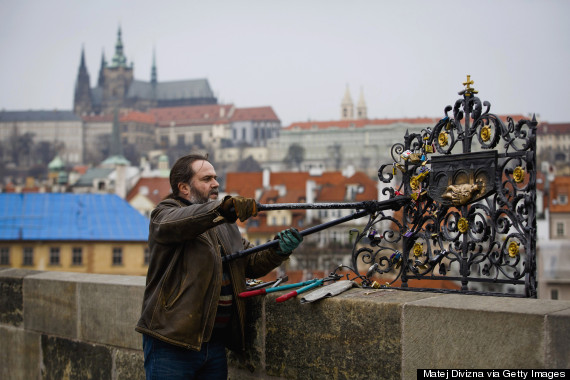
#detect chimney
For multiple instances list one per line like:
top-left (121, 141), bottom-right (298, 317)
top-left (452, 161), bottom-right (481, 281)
top-left (115, 164), bottom-right (127, 199)
top-left (306, 180), bottom-right (316, 223)
top-left (262, 168), bottom-right (270, 189)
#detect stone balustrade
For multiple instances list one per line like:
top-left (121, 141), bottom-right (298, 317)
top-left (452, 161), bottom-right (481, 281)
top-left (1, 268), bottom-right (568, 379)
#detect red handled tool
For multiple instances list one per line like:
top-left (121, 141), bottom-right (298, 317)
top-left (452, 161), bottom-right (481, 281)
top-left (239, 279), bottom-right (319, 298)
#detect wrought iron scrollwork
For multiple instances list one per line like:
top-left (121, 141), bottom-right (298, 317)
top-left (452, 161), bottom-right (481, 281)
top-left (352, 76), bottom-right (537, 297)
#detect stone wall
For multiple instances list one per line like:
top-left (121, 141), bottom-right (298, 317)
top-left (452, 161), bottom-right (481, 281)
top-left (1, 268), bottom-right (569, 380)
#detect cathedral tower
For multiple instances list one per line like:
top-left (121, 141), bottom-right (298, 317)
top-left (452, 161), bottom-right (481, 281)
top-left (73, 47), bottom-right (93, 115)
top-left (356, 87), bottom-right (367, 119)
top-left (101, 27), bottom-right (134, 113)
top-left (341, 85), bottom-right (354, 120)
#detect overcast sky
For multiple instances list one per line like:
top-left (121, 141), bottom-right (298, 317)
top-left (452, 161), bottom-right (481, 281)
top-left (1, 0), bottom-right (568, 126)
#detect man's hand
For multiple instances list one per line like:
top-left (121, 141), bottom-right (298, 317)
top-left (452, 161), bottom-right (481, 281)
top-left (275, 228), bottom-right (303, 256)
top-left (222, 196), bottom-right (258, 222)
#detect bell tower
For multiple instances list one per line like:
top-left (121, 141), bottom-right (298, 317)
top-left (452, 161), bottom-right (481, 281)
top-left (341, 85), bottom-right (354, 120)
top-left (356, 87), bottom-right (367, 119)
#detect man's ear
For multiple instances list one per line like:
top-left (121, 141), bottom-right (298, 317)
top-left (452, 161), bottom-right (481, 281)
top-left (178, 182), bottom-right (190, 197)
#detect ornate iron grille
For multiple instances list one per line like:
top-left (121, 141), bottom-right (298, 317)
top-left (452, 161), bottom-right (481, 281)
top-left (352, 76), bottom-right (538, 297)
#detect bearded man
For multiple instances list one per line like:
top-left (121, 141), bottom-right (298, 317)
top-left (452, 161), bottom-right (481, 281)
top-left (136, 154), bottom-right (302, 380)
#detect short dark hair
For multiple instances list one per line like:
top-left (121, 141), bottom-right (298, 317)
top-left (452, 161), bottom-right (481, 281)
top-left (168, 153), bottom-right (210, 197)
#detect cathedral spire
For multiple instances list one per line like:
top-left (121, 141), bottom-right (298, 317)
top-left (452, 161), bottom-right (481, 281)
top-left (110, 26), bottom-right (128, 68)
top-left (151, 47), bottom-right (157, 84)
top-left (97, 49), bottom-right (106, 87)
top-left (341, 84), bottom-right (354, 120)
top-left (73, 45), bottom-right (92, 115)
top-left (79, 46), bottom-right (87, 69)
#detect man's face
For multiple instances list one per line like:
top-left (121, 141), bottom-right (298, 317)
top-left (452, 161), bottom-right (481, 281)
top-left (184, 160), bottom-right (219, 204)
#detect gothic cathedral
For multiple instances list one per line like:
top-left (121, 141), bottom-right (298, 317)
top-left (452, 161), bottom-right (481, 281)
top-left (73, 28), bottom-right (218, 116)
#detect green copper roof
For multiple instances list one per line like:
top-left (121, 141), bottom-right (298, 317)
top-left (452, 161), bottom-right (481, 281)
top-left (101, 155), bottom-right (131, 166)
top-left (48, 156), bottom-right (65, 170)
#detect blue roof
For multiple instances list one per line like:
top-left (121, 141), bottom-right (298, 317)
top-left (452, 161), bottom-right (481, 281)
top-left (0, 193), bottom-right (149, 242)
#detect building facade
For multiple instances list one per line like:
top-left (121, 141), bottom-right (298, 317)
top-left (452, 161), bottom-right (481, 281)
top-left (0, 193), bottom-right (150, 276)
top-left (0, 110), bottom-right (83, 165)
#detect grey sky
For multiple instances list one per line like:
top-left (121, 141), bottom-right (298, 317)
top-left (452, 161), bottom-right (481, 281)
top-left (1, 0), bottom-right (568, 126)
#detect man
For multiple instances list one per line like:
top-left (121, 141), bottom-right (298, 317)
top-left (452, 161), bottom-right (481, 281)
top-left (136, 154), bottom-right (302, 380)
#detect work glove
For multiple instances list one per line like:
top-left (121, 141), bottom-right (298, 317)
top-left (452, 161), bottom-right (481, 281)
top-left (275, 228), bottom-right (303, 256)
top-left (222, 196), bottom-right (258, 222)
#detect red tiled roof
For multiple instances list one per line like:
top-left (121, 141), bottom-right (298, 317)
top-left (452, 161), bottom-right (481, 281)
top-left (225, 173), bottom-right (263, 197)
top-left (225, 171), bottom-right (374, 202)
top-left (121, 111), bottom-right (156, 124)
top-left (284, 117), bottom-right (440, 130)
top-left (259, 189), bottom-right (280, 204)
top-left (81, 111), bottom-right (156, 124)
top-left (537, 122), bottom-right (570, 135)
top-left (318, 184), bottom-right (345, 202)
top-left (231, 106), bottom-right (279, 122)
top-left (284, 115), bottom-right (530, 131)
top-left (550, 176), bottom-right (570, 213)
top-left (126, 177), bottom-right (172, 205)
top-left (149, 104), bottom-right (234, 127)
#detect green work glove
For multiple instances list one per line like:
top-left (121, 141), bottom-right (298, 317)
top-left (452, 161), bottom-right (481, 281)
top-left (222, 196), bottom-right (258, 222)
top-left (275, 228), bottom-right (303, 256)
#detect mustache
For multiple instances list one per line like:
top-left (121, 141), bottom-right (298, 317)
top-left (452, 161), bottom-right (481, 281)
top-left (209, 189), bottom-right (219, 196)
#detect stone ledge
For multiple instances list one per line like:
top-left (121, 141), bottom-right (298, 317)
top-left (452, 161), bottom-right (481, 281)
top-left (2, 271), bottom-right (569, 379)
top-left (0, 268), bottom-right (43, 327)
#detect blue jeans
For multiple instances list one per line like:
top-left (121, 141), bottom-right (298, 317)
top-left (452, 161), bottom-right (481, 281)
top-left (143, 334), bottom-right (228, 380)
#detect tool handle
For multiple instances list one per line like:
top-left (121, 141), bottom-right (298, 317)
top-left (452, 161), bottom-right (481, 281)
top-left (222, 209), bottom-right (370, 263)
top-left (264, 279), bottom-right (317, 293)
top-left (275, 280), bottom-right (323, 302)
top-left (275, 290), bottom-right (298, 303)
top-left (238, 288), bottom-right (267, 298)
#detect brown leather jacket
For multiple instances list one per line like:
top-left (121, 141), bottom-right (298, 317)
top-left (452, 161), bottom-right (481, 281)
top-left (135, 196), bottom-right (287, 351)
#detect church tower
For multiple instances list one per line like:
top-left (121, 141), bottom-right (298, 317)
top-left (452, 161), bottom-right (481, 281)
top-left (356, 87), bottom-right (367, 119)
top-left (73, 47), bottom-right (93, 115)
top-left (341, 85), bottom-right (354, 120)
top-left (101, 27), bottom-right (134, 113)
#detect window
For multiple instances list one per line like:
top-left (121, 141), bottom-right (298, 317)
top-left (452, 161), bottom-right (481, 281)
top-left (282, 217), bottom-right (287, 225)
top-left (49, 247), bottom-right (60, 266)
top-left (556, 222), bottom-right (565, 237)
top-left (0, 247), bottom-right (10, 265)
top-left (23, 247), bottom-right (34, 266)
top-left (144, 247), bottom-right (150, 265)
top-left (72, 247), bottom-right (83, 266)
top-left (112, 247), bottom-right (123, 266)
top-left (551, 289), bottom-right (559, 300)
top-left (559, 194), bottom-right (568, 205)
top-left (271, 217), bottom-right (277, 226)
top-left (242, 129), bottom-right (246, 140)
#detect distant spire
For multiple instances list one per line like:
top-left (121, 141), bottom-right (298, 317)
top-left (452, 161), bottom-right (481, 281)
top-left (80, 45), bottom-right (87, 69)
top-left (110, 26), bottom-right (128, 68)
top-left (341, 84), bottom-right (354, 120)
top-left (74, 45), bottom-right (92, 115)
top-left (151, 47), bottom-right (157, 84)
top-left (357, 87), bottom-right (367, 119)
top-left (97, 49), bottom-right (106, 87)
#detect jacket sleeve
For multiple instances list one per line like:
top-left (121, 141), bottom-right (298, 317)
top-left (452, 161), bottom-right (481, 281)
top-left (150, 197), bottom-right (230, 244)
top-left (242, 237), bottom-right (288, 279)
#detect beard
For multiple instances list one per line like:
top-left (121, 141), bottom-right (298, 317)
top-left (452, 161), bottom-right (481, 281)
top-left (189, 187), bottom-right (219, 204)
